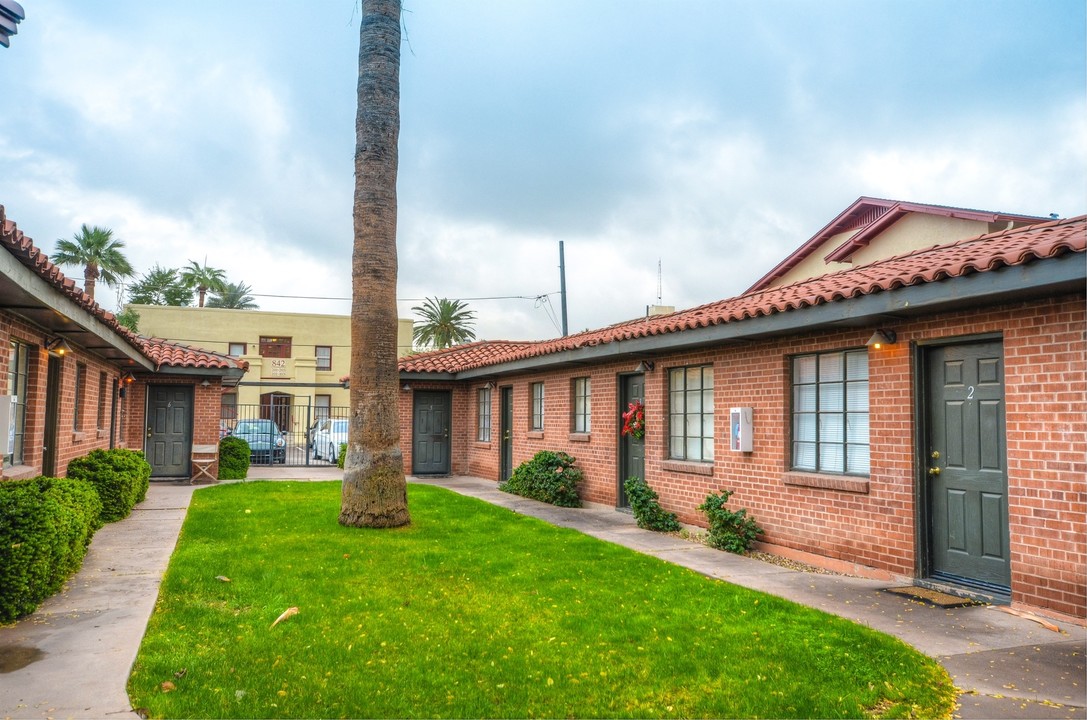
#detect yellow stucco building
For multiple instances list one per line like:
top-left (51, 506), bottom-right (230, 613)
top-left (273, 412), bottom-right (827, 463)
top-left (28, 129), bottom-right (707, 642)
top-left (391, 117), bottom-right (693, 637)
top-left (128, 304), bottom-right (413, 441)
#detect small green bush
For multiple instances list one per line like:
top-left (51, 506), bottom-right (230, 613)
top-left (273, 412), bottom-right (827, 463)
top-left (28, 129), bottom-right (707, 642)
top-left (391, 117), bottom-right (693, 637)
top-left (218, 436), bottom-right (250, 480)
top-left (0, 476), bottom-right (102, 622)
top-left (698, 489), bottom-right (763, 554)
top-left (499, 450), bottom-right (583, 507)
top-left (337, 442), bottom-right (347, 469)
top-left (66, 448), bottom-right (151, 523)
top-left (624, 476), bottom-right (680, 532)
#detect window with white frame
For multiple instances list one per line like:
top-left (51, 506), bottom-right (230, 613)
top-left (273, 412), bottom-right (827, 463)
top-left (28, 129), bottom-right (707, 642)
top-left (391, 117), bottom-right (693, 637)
top-left (669, 365), bottom-right (714, 462)
top-left (477, 387), bottom-right (492, 442)
top-left (315, 345), bottom-right (332, 371)
top-left (228, 342), bottom-right (247, 357)
top-left (6, 340), bottom-right (29, 467)
top-left (314, 394), bottom-right (331, 421)
top-left (572, 377), bottom-right (591, 433)
top-left (791, 349), bottom-right (869, 475)
top-left (530, 382), bottom-right (544, 431)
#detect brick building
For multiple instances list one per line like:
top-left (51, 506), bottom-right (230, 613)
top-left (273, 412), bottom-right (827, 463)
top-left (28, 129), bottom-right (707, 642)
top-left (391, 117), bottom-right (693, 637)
top-left (396, 201), bottom-right (1086, 622)
top-left (0, 206), bottom-right (247, 481)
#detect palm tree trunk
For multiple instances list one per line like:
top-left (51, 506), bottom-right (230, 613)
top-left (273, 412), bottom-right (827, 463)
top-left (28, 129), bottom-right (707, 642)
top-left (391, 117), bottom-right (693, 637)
top-left (340, 0), bottom-right (410, 529)
top-left (84, 263), bottom-right (99, 300)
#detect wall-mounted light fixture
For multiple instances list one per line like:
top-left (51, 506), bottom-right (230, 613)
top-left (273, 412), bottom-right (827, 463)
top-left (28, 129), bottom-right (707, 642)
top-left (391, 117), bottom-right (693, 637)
top-left (121, 371), bottom-right (136, 384)
top-left (200, 379), bottom-right (211, 388)
top-left (866, 329), bottom-right (897, 350)
top-left (45, 337), bottom-right (73, 356)
top-left (401, 382), bottom-right (412, 392)
top-left (484, 381), bottom-right (496, 391)
top-left (635, 359), bottom-right (655, 373)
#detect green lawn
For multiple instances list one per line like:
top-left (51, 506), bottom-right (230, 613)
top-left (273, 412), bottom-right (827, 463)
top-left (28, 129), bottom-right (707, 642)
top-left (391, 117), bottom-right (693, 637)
top-left (128, 482), bottom-right (954, 719)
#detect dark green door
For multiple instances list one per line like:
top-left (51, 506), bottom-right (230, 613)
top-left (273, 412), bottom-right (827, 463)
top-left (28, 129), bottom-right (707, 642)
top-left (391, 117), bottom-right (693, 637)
top-left (925, 341), bottom-right (1010, 590)
top-left (499, 387), bottom-right (513, 482)
top-left (146, 384), bottom-right (193, 477)
top-left (412, 391), bottom-right (450, 475)
top-left (42, 356), bottom-right (61, 477)
top-left (618, 374), bottom-right (645, 508)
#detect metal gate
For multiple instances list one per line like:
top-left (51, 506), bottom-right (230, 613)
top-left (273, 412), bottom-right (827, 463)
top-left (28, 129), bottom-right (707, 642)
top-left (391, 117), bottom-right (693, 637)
top-left (224, 401), bottom-right (349, 467)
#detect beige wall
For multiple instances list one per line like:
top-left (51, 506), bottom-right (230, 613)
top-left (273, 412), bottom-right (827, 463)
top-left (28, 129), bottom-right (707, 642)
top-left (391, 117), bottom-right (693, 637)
top-left (128, 305), bottom-right (413, 412)
top-left (772, 214), bottom-right (995, 288)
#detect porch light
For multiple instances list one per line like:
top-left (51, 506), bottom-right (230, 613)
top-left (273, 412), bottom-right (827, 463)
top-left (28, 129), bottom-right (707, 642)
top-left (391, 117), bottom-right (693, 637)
top-left (635, 360), bottom-right (655, 372)
top-left (866, 329), bottom-right (897, 350)
top-left (45, 337), bottom-right (73, 356)
top-left (401, 382), bottom-right (412, 392)
top-left (122, 372), bottom-right (135, 384)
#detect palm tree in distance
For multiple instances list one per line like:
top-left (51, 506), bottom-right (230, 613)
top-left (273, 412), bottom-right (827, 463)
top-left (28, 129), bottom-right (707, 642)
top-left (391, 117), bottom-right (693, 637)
top-left (339, 0), bottom-right (410, 530)
top-left (52, 224), bottom-right (134, 301)
top-left (206, 281), bottom-right (259, 309)
top-left (126, 265), bottom-right (195, 306)
top-left (411, 297), bottom-right (477, 350)
top-left (180, 259), bottom-right (227, 307)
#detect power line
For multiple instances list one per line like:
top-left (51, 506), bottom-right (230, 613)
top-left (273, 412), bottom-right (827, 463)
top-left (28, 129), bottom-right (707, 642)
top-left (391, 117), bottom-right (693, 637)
top-left (249, 292), bottom-right (561, 302)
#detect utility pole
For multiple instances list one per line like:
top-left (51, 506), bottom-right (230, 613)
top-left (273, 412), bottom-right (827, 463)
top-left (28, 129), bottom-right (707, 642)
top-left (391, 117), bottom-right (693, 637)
top-left (559, 241), bottom-right (569, 336)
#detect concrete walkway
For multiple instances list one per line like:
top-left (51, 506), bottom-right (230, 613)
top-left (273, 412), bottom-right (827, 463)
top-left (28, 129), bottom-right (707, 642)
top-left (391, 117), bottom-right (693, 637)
top-left (0, 469), bottom-right (1082, 719)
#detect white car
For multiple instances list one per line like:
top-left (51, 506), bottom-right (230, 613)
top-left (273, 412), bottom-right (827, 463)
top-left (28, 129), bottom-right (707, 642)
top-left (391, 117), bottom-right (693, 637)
top-left (312, 418), bottom-right (349, 461)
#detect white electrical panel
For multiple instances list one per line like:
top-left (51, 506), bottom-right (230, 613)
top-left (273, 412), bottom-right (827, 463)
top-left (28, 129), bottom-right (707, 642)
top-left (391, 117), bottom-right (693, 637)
top-left (0, 395), bottom-right (16, 456)
top-left (729, 406), bottom-right (753, 452)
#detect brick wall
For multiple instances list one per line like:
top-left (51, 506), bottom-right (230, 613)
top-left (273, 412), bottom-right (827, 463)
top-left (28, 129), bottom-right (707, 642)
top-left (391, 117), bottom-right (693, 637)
top-left (0, 314), bottom-right (130, 479)
top-left (401, 293), bottom-right (1085, 619)
top-left (0, 311), bottom-right (229, 482)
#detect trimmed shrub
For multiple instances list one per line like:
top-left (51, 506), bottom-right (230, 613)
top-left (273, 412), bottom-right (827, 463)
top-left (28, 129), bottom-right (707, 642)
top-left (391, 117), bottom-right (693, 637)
top-left (66, 448), bottom-right (151, 523)
top-left (499, 450), bottom-right (583, 507)
top-left (624, 476), bottom-right (680, 532)
top-left (0, 476), bottom-right (102, 622)
top-left (698, 489), bottom-right (763, 554)
top-left (218, 436), bottom-right (250, 480)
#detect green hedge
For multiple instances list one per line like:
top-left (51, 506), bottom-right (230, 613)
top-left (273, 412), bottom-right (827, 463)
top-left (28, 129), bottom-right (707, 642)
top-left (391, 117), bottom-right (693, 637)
top-left (499, 450), bottom-right (583, 507)
top-left (218, 436), bottom-right (250, 480)
top-left (66, 448), bottom-right (151, 523)
top-left (624, 476), bottom-right (680, 532)
top-left (0, 476), bottom-right (102, 622)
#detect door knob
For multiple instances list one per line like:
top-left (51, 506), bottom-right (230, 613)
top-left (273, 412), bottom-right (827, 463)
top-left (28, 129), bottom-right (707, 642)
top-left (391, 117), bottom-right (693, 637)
top-left (930, 450), bottom-right (940, 460)
top-left (928, 466), bottom-right (941, 476)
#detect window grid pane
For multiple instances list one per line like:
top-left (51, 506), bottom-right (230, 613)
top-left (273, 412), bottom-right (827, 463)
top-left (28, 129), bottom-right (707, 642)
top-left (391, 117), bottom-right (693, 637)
top-left (669, 365), bottom-right (714, 462)
top-left (531, 383), bottom-right (544, 430)
top-left (791, 350), bottom-right (869, 476)
top-left (477, 388), bottom-right (492, 442)
top-left (572, 378), bottom-right (591, 433)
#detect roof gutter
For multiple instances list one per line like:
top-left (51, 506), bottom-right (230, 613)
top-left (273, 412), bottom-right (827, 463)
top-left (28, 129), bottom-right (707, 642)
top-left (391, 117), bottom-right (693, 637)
top-left (449, 255), bottom-right (1083, 380)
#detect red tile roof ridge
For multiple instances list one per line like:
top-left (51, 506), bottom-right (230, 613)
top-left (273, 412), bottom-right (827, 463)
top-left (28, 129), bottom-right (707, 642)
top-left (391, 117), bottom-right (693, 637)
top-left (400, 214), bottom-right (1085, 374)
top-left (0, 204), bottom-right (246, 373)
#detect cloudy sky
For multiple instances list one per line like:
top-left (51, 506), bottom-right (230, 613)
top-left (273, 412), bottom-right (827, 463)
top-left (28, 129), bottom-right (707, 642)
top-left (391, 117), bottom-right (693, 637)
top-left (1, 0), bottom-right (1084, 343)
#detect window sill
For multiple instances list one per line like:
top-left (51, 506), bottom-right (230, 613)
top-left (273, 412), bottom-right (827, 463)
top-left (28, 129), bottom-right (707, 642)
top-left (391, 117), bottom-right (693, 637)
top-left (527, 431), bottom-right (544, 440)
top-left (97, 429), bottom-right (109, 440)
top-left (783, 472), bottom-right (870, 494)
top-left (72, 431), bottom-right (87, 443)
top-left (473, 441), bottom-right (491, 449)
top-left (568, 433), bottom-right (591, 443)
top-left (662, 459), bottom-right (714, 477)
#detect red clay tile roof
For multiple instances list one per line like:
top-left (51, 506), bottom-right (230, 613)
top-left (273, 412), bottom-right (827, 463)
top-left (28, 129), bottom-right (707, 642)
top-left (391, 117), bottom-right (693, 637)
top-left (139, 338), bottom-right (247, 371)
top-left (400, 215), bottom-right (1085, 375)
top-left (0, 205), bottom-right (247, 374)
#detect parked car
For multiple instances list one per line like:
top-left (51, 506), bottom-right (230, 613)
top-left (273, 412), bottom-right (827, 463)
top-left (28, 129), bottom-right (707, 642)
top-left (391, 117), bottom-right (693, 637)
top-left (312, 418), bottom-right (349, 461)
top-left (230, 418), bottom-right (287, 464)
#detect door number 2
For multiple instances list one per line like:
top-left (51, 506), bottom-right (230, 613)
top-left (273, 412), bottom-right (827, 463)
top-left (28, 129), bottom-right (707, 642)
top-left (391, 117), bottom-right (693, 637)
top-left (966, 386), bottom-right (975, 400)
